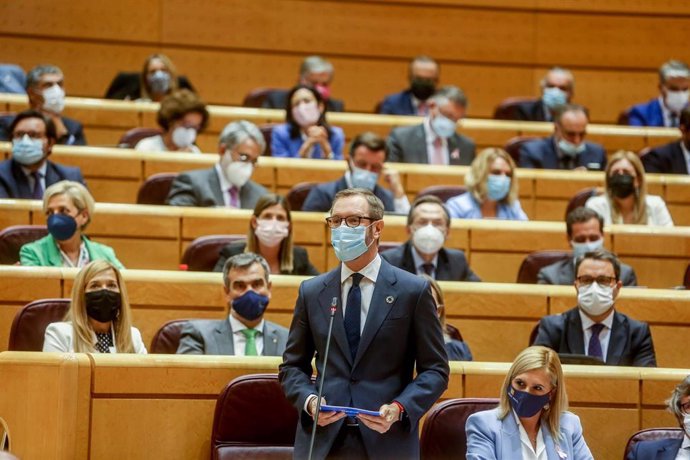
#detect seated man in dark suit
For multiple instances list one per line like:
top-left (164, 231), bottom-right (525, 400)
top-left (381, 195), bottom-right (480, 282)
top-left (177, 253), bottom-right (288, 355)
top-left (534, 249), bottom-right (657, 367)
top-left (386, 85), bottom-right (475, 166)
top-left (302, 131), bottom-right (410, 213)
top-left (166, 120), bottom-right (268, 208)
top-left (0, 110), bottom-right (85, 199)
top-left (262, 55), bottom-right (344, 112)
top-left (511, 66), bottom-right (575, 122)
top-left (519, 104), bottom-right (606, 171)
top-left (642, 106), bottom-right (690, 175)
top-left (379, 55), bottom-right (439, 116)
top-left (629, 60), bottom-right (690, 127)
top-left (0, 64), bottom-right (86, 146)
top-left (538, 207), bottom-right (637, 286)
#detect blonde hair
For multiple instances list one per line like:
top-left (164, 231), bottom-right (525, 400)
top-left (43, 180), bottom-right (95, 230)
top-left (420, 274), bottom-right (451, 343)
top-left (498, 346), bottom-right (568, 440)
top-left (66, 260), bottom-right (135, 353)
top-left (140, 53), bottom-right (180, 100)
top-left (465, 148), bottom-right (519, 204)
top-left (605, 150), bottom-right (649, 225)
top-left (245, 194), bottom-right (294, 273)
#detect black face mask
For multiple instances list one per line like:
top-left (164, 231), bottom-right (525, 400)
top-left (608, 174), bottom-right (636, 199)
top-left (85, 289), bottom-right (122, 323)
top-left (410, 78), bottom-right (436, 101)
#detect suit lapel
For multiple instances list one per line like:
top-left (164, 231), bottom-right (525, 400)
top-left (318, 267), bottom-right (353, 366)
top-left (606, 311), bottom-right (627, 365)
top-left (541, 418), bottom-right (559, 459)
top-left (672, 142), bottom-right (688, 174)
top-left (413, 125), bottom-right (428, 164)
top-left (559, 259), bottom-right (575, 284)
top-left (208, 168), bottom-right (225, 206)
top-left (435, 248), bottom-right (452, 279)
top-left (565, 308), bottom-right (586, 355)
top-left (263, 322), bottom-right (278, 356)
top-left (499, 413), bottom-right (521, 458)
top-left (214, 318), bottom-right (235, 355)
top-left (401, 242), bottom-right (417, 274)
top-left (10, 160), bottom-right (32, 197)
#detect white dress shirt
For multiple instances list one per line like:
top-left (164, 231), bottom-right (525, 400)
top-left (344, 171), bottom-right (410, 214)
top-left (340, 254), bottom-right (382, 334)
top-left (423, 117), bottom-right (449, 166)
top-left (578, 308), bottom-right (615, 361)
top-left (676, 434), bottom-right (690, 460)
top-left (514, 411), bottom-right (547, 460)
top-left (228, 314), bottom-right (265, 356)
top-left (214, 163), bottom-right (241, 208)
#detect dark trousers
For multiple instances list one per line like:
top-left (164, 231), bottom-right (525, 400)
top-left (327, 424), bottom-right (368, 459)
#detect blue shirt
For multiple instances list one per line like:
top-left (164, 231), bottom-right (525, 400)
top-left (446, 192), bottom-right (528, 221)
top-left (270, 123), bottom-right (344, 159)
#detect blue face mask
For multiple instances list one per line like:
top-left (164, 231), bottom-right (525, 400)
top-left (571, 238), bottom-right (603, 260)
top-left (557, 138), bottom-right (586, 158)
top-left (147, 70), bottom-right (171, 94)
top-left (430, 113), bottom-right (457, 139)
top-left (12, 135), bottom-right (45, 166)
top-left (507, 385), bottom-right (552, 418)
top-left (542, 87), bottom-right (567, 109)
top-left (331, 223), bottom-right (373, 262)
top-left (350, 164), bottom-right (379, 191)
top-left (232, 290), bottom-right (269, 321)
top-left (47, 213), bottom-right (78, 241)
top-left (486, 174), bottom-right (511, 202)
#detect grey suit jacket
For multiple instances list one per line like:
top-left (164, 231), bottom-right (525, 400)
top-left (386, 124), bottom-right (475, 165)
top-left (537, 258), bottom-right (638, 287)
top-left (380, 241), bottom-right (480, 282)
top-left (165, 166), bottom-right (267, 209)
top-left (176, 317), bottom-right (288, 356)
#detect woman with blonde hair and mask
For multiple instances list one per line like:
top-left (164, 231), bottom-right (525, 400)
top-left (213, 193), bottom-right (319, 276)
top-left (446, 147), bottom-right (528, 220)
top-left (466, 346), bottom-right (593, 460)
top-left (43, 260), bottom-right (146, 353)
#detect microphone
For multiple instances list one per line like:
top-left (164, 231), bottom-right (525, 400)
top-left (307, 296), bottom-right (338, 460)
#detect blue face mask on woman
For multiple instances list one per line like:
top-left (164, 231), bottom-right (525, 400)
top-left (47, 213), bottom-right (78, 241)
top-left (331, 223), bottom-right (374, 262)
top-left (486, 174), bottom-right (511, 202)
top-left (507, 385), bottom-right (552, 418)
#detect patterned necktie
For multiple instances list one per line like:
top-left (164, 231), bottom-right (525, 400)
top-left (31, 172), bottom-right (43, 199)
top-left (95, 332), bottom-right (113, 353)
top-left (344, 273), bottom-right (364, 360)
top-left (241, 328), bottom-right (258, 356)
top-left (431, 137), bottom-right (445, 165)
top-left (228, 186), bottom-right (239, 208)
top-left (422, 263), bottom-right (435, 276)
top-left (588, 323), bottom-right (605, 361)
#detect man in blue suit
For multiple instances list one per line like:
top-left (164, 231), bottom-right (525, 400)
top-left (279, 188), bottom-right (449, 459)
top-left (379, 56), bottom-right (440, 116)
top-left (628, 60), bottom-right (690, 127)
top-left (642, 106), bottom-right (690, 175)
top-left (519, 104), bottom-right (607, 171)
top-left (0, 110), bottom-right (85, 199)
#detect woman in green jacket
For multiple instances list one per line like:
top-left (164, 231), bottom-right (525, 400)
top-left (20, 180), bottom-right (124, 268)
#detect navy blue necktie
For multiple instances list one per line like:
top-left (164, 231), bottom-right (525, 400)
top-left (344, 273), bottom-right (363, 360)
top-left (31, 172), bottom-right (43, 199)
top-left (588, 323), bottom-right (605, 361)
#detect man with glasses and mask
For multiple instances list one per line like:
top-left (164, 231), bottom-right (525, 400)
top-left (166, 120), bottom-right (268, 208)
top-left (280, 188), bottom-right (449, 459)
top-left (302, 131), bottom-right (410, 213)
top-left (0, 110), bottom-right (84, 199)
top-left (534, 249), bottom-right (656, 367)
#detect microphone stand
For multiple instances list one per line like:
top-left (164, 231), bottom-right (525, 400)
top-left (307, 297), bottom-right (338, 460)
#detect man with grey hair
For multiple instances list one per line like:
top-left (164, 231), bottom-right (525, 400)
top-left (166, 120), bottom-right (268, 208)
top-left (177, 252), bottom-right (288, 355)
top-left (379, 55), bottom-right (440, 116)
top-left (262, 55), bottom-right (345, 112)
top-left (509, 66), bottom-right (575, 122)
top-left (629, 59), bottom-right (690, 127)
top-left (0, 64), bottom-right (86, 145)
top-left (386, 85), bottom-right (475, 165)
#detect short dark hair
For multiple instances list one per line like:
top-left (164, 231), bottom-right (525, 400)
top-left (566, 207), bottom-right (604, 238)
top-left (222, 253), bottom-right (270, 288)
top-left (407, 195), bottom-right (450, 227)
top-left (349, 131), bottom-right (386, 158)
top-left (330, 188), bottom-right (384, 221)
top-left (156, 89), bottom-right (209, 132)
top-left (554, 104), bottom-right (589, 124)
top-left (26, 64), bottom-right (62, 90)
top-left (8, 109), bottom-right (57, 142)
top-left (575, 249), bottom-right (621, 281)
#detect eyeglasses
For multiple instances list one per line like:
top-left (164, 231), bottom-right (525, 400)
top-left (576, 275), bottom-right (617, 286)
top-left (13, 131), bottom-right (46, 140)
top-left (325, 215), bottom-right (376, 229)
top-left (681, 401), bottom-right (690, 414)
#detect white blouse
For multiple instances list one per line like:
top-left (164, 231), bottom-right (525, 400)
top-left (42, 321), bottom-right (147, 354)
top-left (585, 194), bottom-right (674, 227)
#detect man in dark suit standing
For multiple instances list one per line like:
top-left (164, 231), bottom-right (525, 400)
top-left (302, 132), bottom-right (410, 214)
top-left (379, 56), bottom-right (440, 116)
top-left (508, 67), bottom-right (575, 122)
top-left (534, 249), bottom-right (656, 367)
top-left (386, 85), bottom-right (475, 166)
top-left (628, 60), bottom-right (690, 127)
top-left (0, 110), bottom-right (85, 199)
top-left (381, 195), bottom-right (480, 282)
top-left (642, 106), bottom-right (690, 175)
top-left (519, 104), bottom-right (607, 171)
top-left (166, 120), bottom-right (268, 208)
top-left (177, 253), bottom-right (288, 356)
top-left (280, 188), bottom-right (449, 459)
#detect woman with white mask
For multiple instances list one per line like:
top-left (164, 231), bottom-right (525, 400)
top-left (213, 193), bottom-right (319, 276)
top-left (271, 84), bottom-right (344, 159)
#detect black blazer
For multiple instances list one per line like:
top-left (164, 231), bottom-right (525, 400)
top-left (380, 241), bottom-right (481, 282)
top-left (301, 176), bottom-right (396, 213)
top-left (0, 159), bottom-right (85, 199)
top-left (537, 258), bottom-right (638, 287)
top-left (104, 72), bottom-right (195, 100)
top-left (0, 114), bottom-right (86, 146)
top-left (512, 99), bottom-right (551, 122)
top-left (261, 89), bottom-right (345, 112)
top-left (533, 307), bottom-right (657, 367)
top-left (642, 141), bottom-right (689, 175)
top-left (213, 241), bottom-right (319, 276)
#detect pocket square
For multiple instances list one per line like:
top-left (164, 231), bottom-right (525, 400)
top-left (450, 149), bottom-right (460, 160)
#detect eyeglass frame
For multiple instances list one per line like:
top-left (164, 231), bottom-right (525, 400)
top-left (575, 275), bottom-right (617, 286)
top-left (325, 215), bottom-right (378, 229)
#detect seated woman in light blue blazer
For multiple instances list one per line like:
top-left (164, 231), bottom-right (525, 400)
top-left (466, 346), bottom-right (593, 460)
top-left (270, 84), bottom-right (344, 160)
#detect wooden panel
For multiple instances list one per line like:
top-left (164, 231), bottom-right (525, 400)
top-left (459, 319), bottom-right (536, 362)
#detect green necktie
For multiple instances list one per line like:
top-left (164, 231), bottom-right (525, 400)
top-left (241, 328), bottom-right (258, 356)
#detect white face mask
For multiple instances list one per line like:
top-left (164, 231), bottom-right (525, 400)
top-left (577, 282), bottom-right (614, 317)
top-left (221, 151), bottom-right (254, 187)
top-left (255, 219), bottom-right (289, 247)
top-left (171, 126), bottom-right (197, 149)
top-left (42, 84), bottom-right (65, 114)
top-left (412, 224), bottom-right (445, 255)
top-left (291, 101), bottom-right (321, 128)
top-left (665, 89), bottom-right (689, 113)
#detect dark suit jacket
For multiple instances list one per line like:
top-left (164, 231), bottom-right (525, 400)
top-left (629, 98), bottom-right (665, 127)
top-left (626, 438), bottom-right (684, 460)
top-left (0, 114), bottom-right (86, 146)
top-left (380, 241), bottom-right (481, 282)
top-left (0, 159), bottom-right (85, 199)
top-left (537, 258), bottom-right (637, 287)
top-left (104, 72), bottom-right (194, 100)
top-left (261, 89), bottom-right (345, 112)
top-left (643, 141), bottom-right (689, 174)
top-left (279, 258), bottom-right (449, 459)
top-left (176, 317), bottom-right (288, 356)
top-left (165, 167), bottom-right (267, 209)
top-left (513, 99), bottom-right (551, 122)
top-left (302, 176), bottom-right (396, 213)
top-left (534, 307), bottom-right (657, 367)
top-left (386, 124), bottom-right (475, 166)
top-left (379, 89), bottom-right (416, 115)
top-left (519, 136), bottom-right (607, 170)
top-left (213, 240), bottom-right (319, 276)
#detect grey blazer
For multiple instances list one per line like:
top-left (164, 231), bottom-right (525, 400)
top-left (386, 124), bottom-right (475, 165)
top-left (176, 318), bottom-right (288, 356)
top-left (537, 258), bottom-right (638, 287)
top-left (165, 167), bottom-right (268, 209)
